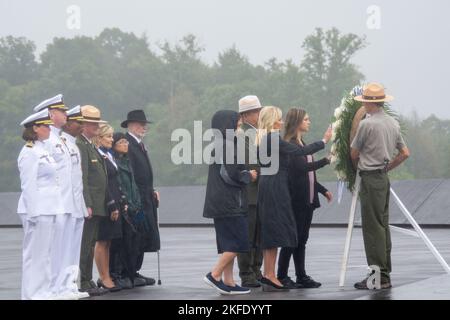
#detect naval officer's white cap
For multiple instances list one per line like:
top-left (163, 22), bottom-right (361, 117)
top-left (67, 105), bottom-right (83, 121)
top-left (20, 109), bottom-right (54, 128)
top-left (33, 94), bottom-right (68, 112)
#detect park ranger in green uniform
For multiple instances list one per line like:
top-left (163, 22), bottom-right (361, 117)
top-left (350, 83), bottom-right (410, 289)
top-left (76, 105), bottom-right (109, 296)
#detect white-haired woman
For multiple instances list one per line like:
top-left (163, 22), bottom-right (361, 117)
top-left (255, 106), bottom-right (332, 291)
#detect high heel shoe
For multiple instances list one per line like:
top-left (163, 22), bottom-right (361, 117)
top-left (97, 279), bottom-right (122, 292)
top-left (260, 277), bottom-right (290, 292)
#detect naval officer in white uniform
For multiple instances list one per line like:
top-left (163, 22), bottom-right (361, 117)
top-left (17, 109), bottom-right (65, 300)
top-left (60, 106), bottom-right (90, 299)
top-left (33, 94), bottom-right (78, 299)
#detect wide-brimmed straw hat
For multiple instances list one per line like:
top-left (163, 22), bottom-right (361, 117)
top-left (80, 105), bottom-right (107, 124)
top-left (354, 83), bottom-right (394, 103)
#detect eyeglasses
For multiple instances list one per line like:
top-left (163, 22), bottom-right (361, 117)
top-left (116, 140), bottom-right (129, 145)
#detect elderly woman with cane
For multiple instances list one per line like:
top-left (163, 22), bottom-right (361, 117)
top-left (110, 132), bottom-right (147, 288)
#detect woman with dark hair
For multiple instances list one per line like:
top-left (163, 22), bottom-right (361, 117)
top-left (110, 132), bottom-right (146, 288)
top-left (277, 108), bottom-right (333, 289)
top-left (203, 110), bottom-right (258, 295)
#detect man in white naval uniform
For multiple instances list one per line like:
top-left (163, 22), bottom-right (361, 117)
top-left (60, 106), bottom-right (90, 299)
top-left (17, 109), bottom-right (65, 300)
top-left (33, 94), bottom-right (78, 299)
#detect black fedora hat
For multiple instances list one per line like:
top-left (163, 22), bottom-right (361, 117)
top-left (121, 109), bottom-right (153, 128)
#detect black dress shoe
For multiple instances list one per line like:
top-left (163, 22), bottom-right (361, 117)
top-left (354, 277), bottom-right (392, 290)
top-left (135, 273), bottom-right (156, 286)
top-left (114, 277), bottom-right (133, 290)
top-left (79, 286), bottom-right (109, 296)
top-left (97, 279), bottom-right (122, 292)
top-left (279, 277), bottom-right (302, 289)
top-left (296, 275), bottom-right (321, 288)
top-left (133, 277), bottom-right (147, 287)
top-left (260, 277), bottom-right (289, 292)
top-left (242, 281), bottom-right (261, 288)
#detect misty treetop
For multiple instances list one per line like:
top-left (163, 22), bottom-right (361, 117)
top-left (0, 27), bottom-right (448, 191)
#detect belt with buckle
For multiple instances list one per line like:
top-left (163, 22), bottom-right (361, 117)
top-left (359, 169), bottom-right (386, 176)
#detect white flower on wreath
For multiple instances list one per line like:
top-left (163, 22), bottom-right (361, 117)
top-left (337, 170), bottom-right (347, 181)
top-left (330, 154), bottom-right (338, 164)
top-left (334, 106), bottom-right (344, 119)
top-left (334, 119), bottom-right (342, 129)
top-left (330, 143), bottom-right (337, 155)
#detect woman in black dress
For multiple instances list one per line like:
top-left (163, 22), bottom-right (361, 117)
top-left (255, 106), bottom-right (332, 291)
top-left (203, 110), bottom-right (258, 295)
top-left (93, 124), bottom-right (122, 292)
top-left (277, 108), bottom-right (333, 289)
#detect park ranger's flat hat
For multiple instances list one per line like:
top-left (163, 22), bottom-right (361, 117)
top-left (20, 109), bottom-right (54, 128)
top-left (354, 83), bottom-right (394, 103)
top-left (33, 94), bottom-right (68, 112)
top-left (80, 105), bottom-right (107, 124)
top-left (67, 105), bottom-right (83, 121)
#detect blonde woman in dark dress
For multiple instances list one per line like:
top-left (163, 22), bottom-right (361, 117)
top-left (255, 106), bottom-right (332, 291)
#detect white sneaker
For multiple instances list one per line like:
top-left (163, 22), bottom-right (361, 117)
top-left (74, 291), bottom-right (90, 299)
top-left (49, 292), bottom-right (80, 300)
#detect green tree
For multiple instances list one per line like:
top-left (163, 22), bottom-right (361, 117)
top-left (0, 36), bottom-right (38, 86)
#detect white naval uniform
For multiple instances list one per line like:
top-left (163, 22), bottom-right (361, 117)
top-left (45, 126), bottom-right (77, 296)
top-left (17, 141), bottom-right (65, 300)
top-left (60, 131), bottom-right (89, 294)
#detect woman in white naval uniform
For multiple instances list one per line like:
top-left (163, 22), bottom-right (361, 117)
top-left (17, 109), bottom-right (65, 300)
top-left (33, 94), bottom-right (78, 299)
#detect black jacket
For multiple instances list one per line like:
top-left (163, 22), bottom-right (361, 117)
top-left (203, 110), bottom-right (251, 219)
top-left (100, 150), bottom-right (124, 215)
top-left (288, 138), bottom-right (329, 211)
top-left (126, 133), bottom-right (154, 205)
top-left (126, 132), bottom-right (160, 252)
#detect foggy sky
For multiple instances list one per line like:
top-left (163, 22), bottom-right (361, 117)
top-left (1, 0), bottom-right (449, 119)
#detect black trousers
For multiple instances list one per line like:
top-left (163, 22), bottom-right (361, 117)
top-left (277, 206), bottom-right (314, 280)
top-left (110, 215), bottom-right (140, 280)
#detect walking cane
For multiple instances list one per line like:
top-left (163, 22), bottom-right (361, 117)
top-left (156, 199), bottom-right (162, 285)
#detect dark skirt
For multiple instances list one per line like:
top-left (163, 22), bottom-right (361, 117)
top-left (97, 215), bottom-right (122, 241)
top-left (257, 170), bottom-right (298, 249)
top-left (213, 216), bottom-right (250, 254)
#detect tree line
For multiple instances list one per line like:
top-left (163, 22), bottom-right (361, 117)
top-left (0, 27), bottom-right (448, 192)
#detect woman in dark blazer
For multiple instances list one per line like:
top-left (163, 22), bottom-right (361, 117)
top-left (203, 110), bottom-right (258, 295)
top-left (93, 124), bottom-right (123, 292)
top-left (256, 106), bottom-right (332, 292)
top-left (277, 108), bottom-right (333, 289)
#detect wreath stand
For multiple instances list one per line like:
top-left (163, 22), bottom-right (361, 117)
top-left (338, 170), bottom-right (450, 287)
